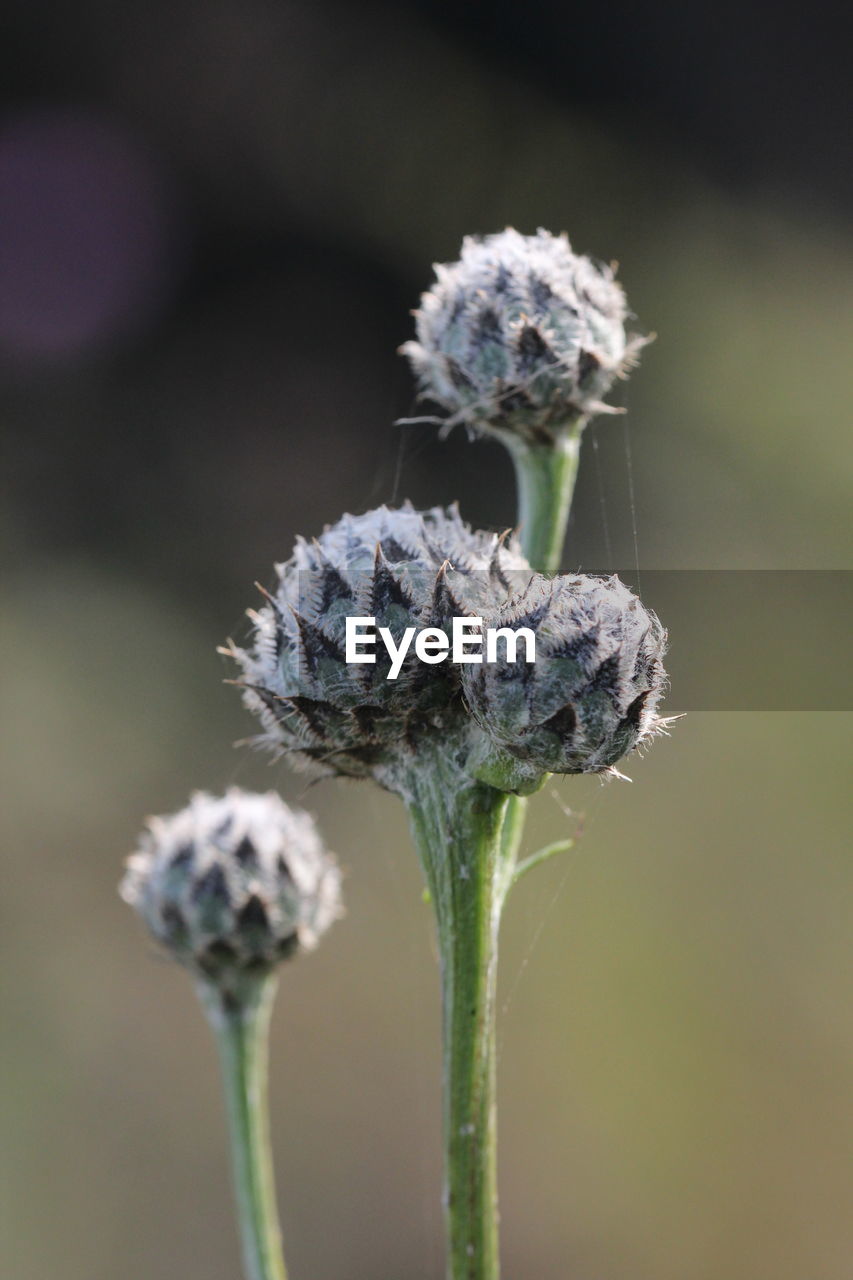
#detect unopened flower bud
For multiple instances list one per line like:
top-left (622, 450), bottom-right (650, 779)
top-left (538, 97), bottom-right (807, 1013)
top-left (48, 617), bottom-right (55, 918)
top-left (121, 789), bottom-right (342, 997)
top-left (463, 573), bottom-right (667, 776)
top-left (401, 228), bottom-right (646, 444)
top-left (226, 502), bottom-right (529, 786)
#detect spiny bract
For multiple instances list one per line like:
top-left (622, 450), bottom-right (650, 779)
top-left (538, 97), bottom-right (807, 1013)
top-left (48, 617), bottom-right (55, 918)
top-left (463, 573), bottom-right (667, 776)
top-left (401, 227), bottom-right (646, 444)
top-left (121, 789), bottom-right (342, 993)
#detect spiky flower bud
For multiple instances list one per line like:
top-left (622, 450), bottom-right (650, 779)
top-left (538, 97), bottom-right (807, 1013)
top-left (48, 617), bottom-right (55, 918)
top-left (463, 573), bottom-right (667, 778)
top-left (226, 502), bottom-right (529, 787)
top-left (121, 789), bottom-right (342, 998)
top-left (401, 227), bottom-right (646, 444)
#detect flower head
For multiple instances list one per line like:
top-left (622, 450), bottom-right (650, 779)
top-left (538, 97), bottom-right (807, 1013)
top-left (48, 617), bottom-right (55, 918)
top-left (401, 228), bottom-right (646, 444)
top-left (121, 789), bottom-right (342, 996)
top-left (463, 573), bottom-right (667, 778)
top-left (226, 502), bottom-right (529, 788)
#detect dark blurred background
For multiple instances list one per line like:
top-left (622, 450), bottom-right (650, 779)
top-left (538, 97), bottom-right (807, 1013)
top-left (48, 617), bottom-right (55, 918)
top-left (2, 3), bottom-right (851, 1278)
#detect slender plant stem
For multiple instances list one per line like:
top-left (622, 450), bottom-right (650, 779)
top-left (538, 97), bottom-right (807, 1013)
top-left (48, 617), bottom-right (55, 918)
top-left (507, 429), bottom-right (583, 572)
top-left (502, 418), bottom-right (587, 919)
top-left (402, 420), bottom-right (585, 1277)
top-left (406, 753), bottom-right (518, 1280)
top-left (201, 975), bottom-right (288, 1280)
top-left (513, 838), bottom-right (575, 885)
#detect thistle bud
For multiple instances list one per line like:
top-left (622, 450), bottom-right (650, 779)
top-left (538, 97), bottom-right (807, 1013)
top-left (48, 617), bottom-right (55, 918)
top-left (121, 789), bottom-right (342, 998)
top-left (226, 502), bottom-right (529, 787)
top-left (463, 573), bottom-right (667, 777)
top-left (401, 228), bottom-right (646, 444)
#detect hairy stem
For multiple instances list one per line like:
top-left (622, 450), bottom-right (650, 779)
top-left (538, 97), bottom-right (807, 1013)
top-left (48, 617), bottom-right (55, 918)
top-left (406, 754), bottom-right (518, 1280)
top-left (507, 429), bottom-right (583, 572)
top-left (201, 976), bottom-right (288, 1280)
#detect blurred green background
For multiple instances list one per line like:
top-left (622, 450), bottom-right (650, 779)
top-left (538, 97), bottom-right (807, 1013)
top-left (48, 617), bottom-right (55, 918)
top-left (1, 3), bottom-right (851, 1278)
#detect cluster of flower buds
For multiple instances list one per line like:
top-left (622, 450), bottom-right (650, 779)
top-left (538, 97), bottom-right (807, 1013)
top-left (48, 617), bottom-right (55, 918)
top-left (401, 227), bottom-right (647, 445)
top-left (121, 789), bottom-right (342, 999)
top-left (227, 503), bottom-right (667, 790)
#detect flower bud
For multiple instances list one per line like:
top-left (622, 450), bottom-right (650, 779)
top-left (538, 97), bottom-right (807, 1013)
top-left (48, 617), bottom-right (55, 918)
top-left (463, 573), bottom-right (667, 776)
top-left (226, 502), bottom-right (529, 785)
top-left (401, 228), bottom-right (646, 444)
top-left (121, 789), bottom-right (342, 995)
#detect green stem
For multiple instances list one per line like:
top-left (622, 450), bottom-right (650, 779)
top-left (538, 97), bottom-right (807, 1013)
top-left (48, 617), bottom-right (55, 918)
top-left (512, 838), bottom-right (574, 886)
top-left (403, 414), bottom-right (585, 1276)
top-left (201, 975), bottom-right (288, 1280)
top-left (405, 754), bottom-right (518, 1280)
top-left (507, 429), bottom-right (583, 572)
top-left (503, 423), bottom-right (586, 898)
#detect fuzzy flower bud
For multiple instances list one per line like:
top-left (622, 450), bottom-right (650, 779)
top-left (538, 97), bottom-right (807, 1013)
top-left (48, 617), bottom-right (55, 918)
top-left (121, 789), bottom-right (342, 996)
top-left (463, 573), bottom-right (667, 778)
top-left (401, 227), bottom-right (646, 444)
top-left (225, 502), bottom-right (529, 786)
